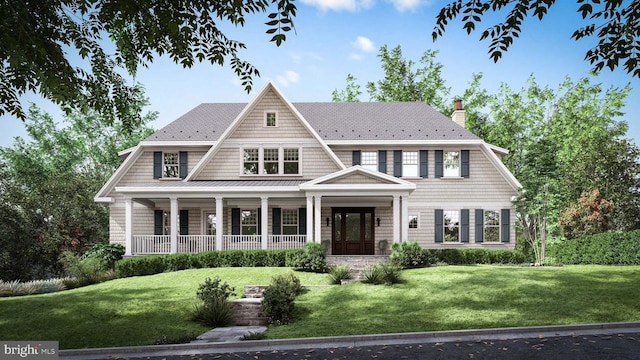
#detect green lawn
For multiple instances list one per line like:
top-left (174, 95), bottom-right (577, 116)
top-left (1, 265), bottom-right (639, 349)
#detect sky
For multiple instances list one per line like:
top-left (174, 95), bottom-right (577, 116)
top-left (1, 0), bottom-right (639, 148)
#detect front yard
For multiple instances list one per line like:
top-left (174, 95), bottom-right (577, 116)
top-left (1, 265), bottom-right (639, 349)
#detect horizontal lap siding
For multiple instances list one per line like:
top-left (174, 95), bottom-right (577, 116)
top-left (326, 173), bottom-right (391, 185)
top-left (116, 151), bottom-right (207, 189)
top-left (196, 148), bottom-right (239, 179)
top-left (109, 205), bottom-right (125, 245)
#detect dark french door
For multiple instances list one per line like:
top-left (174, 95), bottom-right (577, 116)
top-left (332, 208), bottom-right (375, 255)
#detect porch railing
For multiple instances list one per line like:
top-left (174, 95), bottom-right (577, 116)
top-left (131, 234), bottom-right (307, 255)
top-left (223, 235), bottom-right (262, 251)
top-left (178, 235), bottom-right (216, 253)
top-left (268, 235), bottom-right (307, 250)
top-left (132, 235), bottom-right (171, 254)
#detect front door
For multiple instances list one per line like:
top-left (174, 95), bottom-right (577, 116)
top-left (332, 207), bottom-right (375, 255)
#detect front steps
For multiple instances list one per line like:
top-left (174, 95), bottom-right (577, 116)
top-left (231, 286), bottom-right (269, 326)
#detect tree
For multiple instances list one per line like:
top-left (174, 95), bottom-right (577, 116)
top-left (332, 74), bottom-right (362, 102)
top-left (0, 92), bottom-right (154, 281)
top-left (0, 0), bottom-right (296, 131)
top-left (559, 189), bottom-right (614, 239)
top-left (432, 1), bottom-right (640, 79)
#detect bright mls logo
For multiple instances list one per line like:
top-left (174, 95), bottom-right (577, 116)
top-left (2, 341), bottom-right (58, 359)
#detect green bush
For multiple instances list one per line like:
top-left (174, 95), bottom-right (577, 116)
top-left (424, 248), bottom-right (526, 265)
top-left (548, 230), bottom-right (640, 265)
top-left (361, 263), bottom-right (403, 285)
top-left (261, 273), bottom-right (302, 325)
top-left (0, 278), bottom-right (67, 297)
top-left (328, 265), bottom-right (353, 285)
top-left (291, 243), bottom-right (328, 273)
top-left (59, 251), bottom-right (115, 286)
top-left (389, 241), bottom-right (429, 269)
top-left (84, 243), bottom-right (125, 270)
top-left (192, 277), bottom-right (237, 327)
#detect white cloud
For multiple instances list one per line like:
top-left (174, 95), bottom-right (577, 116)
top-left (276, 71), bottom-right (300, 87)
top-left (387, 0), bottom-right (430, 12)
top-left (300, 0), bottom-right (374, 12)
top-left (349, 53), bottom-right (364, 61)
top-left (352, 36), bottom-right (375, 52)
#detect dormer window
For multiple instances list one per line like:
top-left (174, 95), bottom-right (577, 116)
top-left (163, 152), bottom-right (179, 178)
top-left (265, 111), bottom-right (277, 127)
top-left (241, 147), bottom-right (300, 176)
top-left (153, 151), bottom-right (187, 179)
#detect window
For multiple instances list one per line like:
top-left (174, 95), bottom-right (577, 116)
top-left (361, 151), bottom-right (377, 171)
top-left (282, 209), bottom-right (298, 235)
top-left (408, 214), bottom-right (418, 229)
top-left (163, 152), bottom-right (179, 178)
top-left (263, 148), bottom-right (279, 174)
top-left (284, 148), bottom-right (299, 174)
top-left (204, 212), bottom-right (216, 236)
top-left (243, 148), bottom-right (259, 174)
top-left (444, 210), bottom-right (460, 242)
top-left (265, 112), bottom-right (277, 127)
top-left (241, 210), bottom-right (258, 235)
top-left (444, 151), bottom-right (460, 177)
top-left (484, 210), bottom-right (500, 242)
top-left (403, 151), bottom-right (418, 177)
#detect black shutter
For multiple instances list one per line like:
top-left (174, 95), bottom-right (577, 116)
top-left (299, 208), bottom-right (307, 235)
top-left (179, 151), bottom-right (188, 178)
top-left (352, 151), bottom-right (361, 166)
top-left (435, 209), bottom-right (443, 243)
top-left (461, 209), bottom-right (469, 243)
top-left (461, 150), bottom-right (470, 178)
top-left (419, 150), bottom-right (428, 178)
top-left (153, 152), bottom-right (162, 179)
top-left (378, 150), bottom-right (387, 173)
top-left (231, 208), bottom-right (240, 235)
top-left (257, 208), bottom-right (262, 235)
top-left (154, 210), bottom-right (163, 235)
top-left (179, 209), bottom-right (189, 235)
top-left (501, 209), bottom-right (511, 243)
top-left (272, 208), bottom-right (282, 235)
top-left (435, 150), bottom-right (443, 178)
top-left (393, 150), bottom-right (402, 177)
top-left (475, 209), bottom-right (484, 243)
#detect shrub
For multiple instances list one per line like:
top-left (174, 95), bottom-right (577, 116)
top-left (291, 243), bottom-right (328, 273)
top-left (261, 273), bottom-right (302, 325)
top-left (84, 243), bottom-right (125, 270)
top-left (0, 278), bottom-right (67, 297)
top-left (361, 263), bottom-right (403, 285)
top-left (328, 265), bottom-right (354, 285)
top-left (548, 230), bottom-right (640, 265)
top-left (361, 265), bottom-right (384, 285)
top-left (389, 242), bottom-right (429, 269)
top-left (192, 277), bottom-right (237, 327)
top-left (60, 251), bottom-right (111, 286)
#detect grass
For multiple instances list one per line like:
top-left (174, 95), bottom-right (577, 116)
top-left (1, 265), bottom-right (640, 349)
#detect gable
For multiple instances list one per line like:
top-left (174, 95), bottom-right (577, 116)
top-left (323, 172), bottom-right (397, 185)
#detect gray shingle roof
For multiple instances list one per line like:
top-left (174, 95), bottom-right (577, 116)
top-left (146, 102), bottom-right (480, 142)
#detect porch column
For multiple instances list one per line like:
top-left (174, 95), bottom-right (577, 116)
top-left (124, 197), bottom-right (133, 256)
top-left (306, 195), bottom-right (314, 243)
top-left (314, 195), bottom-right (322, 243)
top-left (392, 195), bottom-right (400, 243)
top-left (261, 196), bottom-right (268, 250)
top-left (401, 195), bottom-right (409, 242)
top-left (170, 197), bottom-right (178, 253)
top-left (215, 197), bottom-right (223, 251)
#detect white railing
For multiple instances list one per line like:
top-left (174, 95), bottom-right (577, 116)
top-left (268, 235), bottom-right (307, 250)
top-left (223, 235), bottom-right (263, 251)
top-left (132, 235), bottom-right (171, 255)
top-left (178, 235), bottom-right (215, 253)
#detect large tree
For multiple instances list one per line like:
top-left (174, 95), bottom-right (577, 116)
top-left (433, 1), bottom-right (640, 79)
top-left (0, 0), bottom-right (296, 130)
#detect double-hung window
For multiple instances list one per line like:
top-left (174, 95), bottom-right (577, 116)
top-left (242, 147), bottom-right (300, 175)
top-left (243, 148), bottom-right (259, 175)
top-left (361, 151), bottom-right (377, 172)
top-left (241, 210), bottom-right (258, 235)
top-left (403, 151), bottom-right (419, 177)
top-left (484, 210), bottom-right (500, 242)
top-left (444, 151), bottom-right (460, 177)
top-left (265, 112), bottom-right (277, 127)
top-left (282, 209), bottom-right (299, 235)
top-left (284, 148), bottom-right (299, 174)
top-left (444, 210), bottom-right (460, 242)
top-left (263, 148), bottom-right (279, 174)
top-left (163, 152), bottom-right (179, 178)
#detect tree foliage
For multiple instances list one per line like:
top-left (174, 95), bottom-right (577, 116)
top-left (0, 91), bottom-right (154, 281)
top-left (0, 0), bottom-right (296, 130)
top-left (559, 189), bottom-right (614, 239)
top-left (432, 0), bottom-right (640, 79)
top-left (331, 74), bottom-right (362, 102)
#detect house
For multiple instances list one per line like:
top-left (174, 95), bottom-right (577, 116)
top-left (95, 81), bottom-right (522, 256)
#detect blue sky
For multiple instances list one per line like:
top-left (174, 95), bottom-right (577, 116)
top-left (1, 0), bottom-right (638, 148)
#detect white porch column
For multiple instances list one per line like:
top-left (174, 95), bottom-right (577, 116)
top-left (401, 195), bottom-right (409, 242)
top-left (392, 195), bottom-right (400, 243)
top-left (215, 197), bottom-right (223, 251)
top-left (261, 197), bottom-right (269, 249)
top-left (314, 195), bottom-right (322, 243)
top-left (124, 197), bottom-right (133, 256)
top-left (170, 197), bottom-right (178, 253)
top-left (306, 195), bottom-right (314, 243)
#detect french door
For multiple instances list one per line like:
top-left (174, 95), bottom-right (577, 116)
top-left (331, 207), bottom-right (375, 255)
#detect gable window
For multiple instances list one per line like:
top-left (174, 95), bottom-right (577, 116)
top-left (484, 210), bottom-right (500, 242)
top-left (263, 148), bottom-right (279, 174)
top-left (265, 112), bottom-right (277, 127)
top-left (282, 209), bottom-right (299, 235)
top-left (444, 210), bottom-right (460, 242)
top-left (403, 151), bottom-right (419, 177)
top-left (243, 148), bottom-right (259, 175)
top-left (361, 151), bottom-right (377, 171)
top-left (284, 148), bottom-right (299, 174)
top-left (408, 214), bottom-right (418, 229)
top-left (241, 210), bottom-right (258, 235)
top-left (444, 151), bottom-right (460, 177)
top-left (163, 152), bottom-right (179, 178)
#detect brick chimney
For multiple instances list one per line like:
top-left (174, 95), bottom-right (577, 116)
top-left (452, 99), bottom-right (465, 128)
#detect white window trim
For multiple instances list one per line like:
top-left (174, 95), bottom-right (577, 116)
top-left (241, 209), bottom-right (258, 235)
top-left (201, 209), bottom-right (216, 236)
top-left (240, 146), bottom-right (302, 176)
top-left (402, 151), bottom-right (419, 178)
top-left (161, 151), bottom-right (181, 179)
top-left (264, 111), bottom-right (278, 127)
top-left (483, 209), bottom-right (501, 243)
top-left (361, 151), bottom-right (378, 172)
top-left (281, 208), bottom-right (299, 235)
top-left (443, 150), bottom-right (461, 178)
top-left (443, 210), bottom-right (461, 243)
top-left (408, 213), bottom-right (419, 230)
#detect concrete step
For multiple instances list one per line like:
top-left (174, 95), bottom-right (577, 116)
top-left (231, 298), bottom-right (268, 326)
top-left (243, 285), bottom-right (267, 299)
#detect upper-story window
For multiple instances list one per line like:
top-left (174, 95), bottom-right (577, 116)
top-left (444, 151), bottom-right (460, 177)
top-left (242, 147), bottom-right (300, 175)
top-left (265, 112), bottom-right (277, 127)
top-left (361, 151), bottom-right (377, 171)
top-left (284, 148), bottom-right (299, 174)
top-left (408, 214), bottom-right (418, 229)
top-left (263, 148), bottom-right (279, 174)
top-left (163, 152), bottom-right (179, 178)
top-left (243, 148), bottom-right (259, 175)
top-left (403, 151), bottom-right (419, 177)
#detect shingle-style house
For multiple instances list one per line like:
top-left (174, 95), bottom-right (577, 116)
top-left (95, 81), bottom-right (521, 256)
